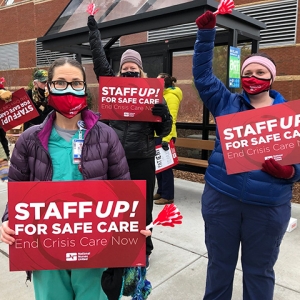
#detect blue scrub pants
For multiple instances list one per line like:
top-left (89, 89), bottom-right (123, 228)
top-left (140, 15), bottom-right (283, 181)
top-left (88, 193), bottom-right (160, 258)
top-left (201, 184), bottom-right (291, 300)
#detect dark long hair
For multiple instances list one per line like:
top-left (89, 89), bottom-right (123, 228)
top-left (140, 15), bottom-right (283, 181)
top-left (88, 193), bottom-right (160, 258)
top-left (158, 73), bottom-right (177, 89)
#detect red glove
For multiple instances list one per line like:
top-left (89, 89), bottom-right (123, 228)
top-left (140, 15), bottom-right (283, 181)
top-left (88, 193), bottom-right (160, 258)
top-left (262, 158), bottom-right (295, 179)
top-left (196, 11), bottom-right (216, 29)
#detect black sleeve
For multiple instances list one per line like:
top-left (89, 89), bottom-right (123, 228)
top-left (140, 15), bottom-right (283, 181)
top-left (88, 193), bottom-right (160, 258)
top-left (153, 99), bottom-right (172, 137)
top-left (88, 29), bottom-right (115, 80)
top-left (2, 203), bottom-right (8, 222)
top-left (0, 128), bottom-right (9, 158)
top-left (101, 268), bottom-right (124, 300)
top-left (154, 117), bottom-right (172, 137)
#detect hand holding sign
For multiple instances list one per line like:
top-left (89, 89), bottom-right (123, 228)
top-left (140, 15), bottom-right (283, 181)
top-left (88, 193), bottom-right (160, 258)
top-left (0, 77), bottom-right (12, 103)
top-left (161, 141), bottom-right (169, 151)
top-left (0, 221), bottom-right (15, 245)
top-left (262, 158), bottom-right (295, 179)
top-left (152, 103), bottom-right (170, 121)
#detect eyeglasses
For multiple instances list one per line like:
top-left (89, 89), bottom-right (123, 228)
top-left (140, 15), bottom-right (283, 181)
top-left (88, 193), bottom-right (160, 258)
top-left (51, 80), bottom-right (85, 91)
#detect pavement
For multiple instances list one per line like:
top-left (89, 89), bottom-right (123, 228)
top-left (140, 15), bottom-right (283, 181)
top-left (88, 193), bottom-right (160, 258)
top-left (0, 178), bottom-right (300, 300)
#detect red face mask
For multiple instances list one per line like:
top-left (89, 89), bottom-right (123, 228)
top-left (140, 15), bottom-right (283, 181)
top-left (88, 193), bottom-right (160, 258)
top-left (241, 76), bottom-right (272, 95)
top-left (48, 93), bottom-right (88, 119)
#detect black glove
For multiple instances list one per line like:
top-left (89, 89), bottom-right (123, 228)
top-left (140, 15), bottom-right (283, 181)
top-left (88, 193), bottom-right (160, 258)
top-left (87, 15), bottom-right (98, 31)
top-left (161, 141), bottom-right (169, 151)
top-left (152, 103), bottom-right (170, 121)
top-left (101, 268), bottom-right (124, 300)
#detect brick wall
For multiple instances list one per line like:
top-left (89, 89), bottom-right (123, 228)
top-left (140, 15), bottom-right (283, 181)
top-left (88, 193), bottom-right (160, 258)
top-left (121, 32), bottom-right (147, 46)
top-left (234, 0), bottom-right (300, 100)
top-left (1, 0), bottom-right (300, 114)
top-left (0, 0), bottom-right (69, 89)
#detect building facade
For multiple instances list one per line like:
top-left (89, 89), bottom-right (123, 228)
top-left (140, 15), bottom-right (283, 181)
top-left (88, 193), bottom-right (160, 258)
top-left (0, 0), bottom-right (69, 89)
top-left (236, 0), bottom-right (300, 100)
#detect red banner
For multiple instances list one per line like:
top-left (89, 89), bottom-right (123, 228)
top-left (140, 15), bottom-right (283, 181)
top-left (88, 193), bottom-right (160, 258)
top-left (99, 77), bottom-right (164, 122)
top-left (216, 99), bottom-right (300, 174)
top-left (8, 180), bottom-right (146, 271)
top-left (0, 88), bottom-right (39, 131)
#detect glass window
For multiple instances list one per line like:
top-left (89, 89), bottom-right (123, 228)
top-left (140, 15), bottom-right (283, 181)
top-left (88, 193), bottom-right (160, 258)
top-left (47, 0), bottom-right (194, 35)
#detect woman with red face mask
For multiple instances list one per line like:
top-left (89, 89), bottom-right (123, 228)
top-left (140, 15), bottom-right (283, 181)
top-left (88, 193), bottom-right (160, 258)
top-left (87, 15), bottom-right (172, 271)
top-left (0, 57), bottom-right (151, 300)
top-left (193, 11), bottom-right (300, 300)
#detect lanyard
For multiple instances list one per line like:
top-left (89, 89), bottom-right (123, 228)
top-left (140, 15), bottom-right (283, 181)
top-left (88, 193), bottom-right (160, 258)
top-left (73, 120), bottom-right (86, 166)
top-left (77, 120), bottom-right (86, 140)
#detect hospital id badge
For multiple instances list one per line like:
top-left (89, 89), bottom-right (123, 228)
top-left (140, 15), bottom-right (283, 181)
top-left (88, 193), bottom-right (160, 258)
top-left (73, 138), bottom-right (84, 164)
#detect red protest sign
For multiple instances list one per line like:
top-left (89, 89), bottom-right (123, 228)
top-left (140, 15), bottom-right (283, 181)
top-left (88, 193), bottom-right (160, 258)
top-left (99, 77), bottom-right (164, 122)
top-left (0, 88), bottom-right (39, 131)
top-left (216, 99), bottom-right (300, 175)
top-left (8, 180), bottom-right (146, 271)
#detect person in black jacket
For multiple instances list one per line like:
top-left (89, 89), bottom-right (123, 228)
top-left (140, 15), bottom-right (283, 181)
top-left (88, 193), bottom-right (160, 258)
top-left (0, 128), bottom-right (9, 159)
top-left (0, 128), bottom-right (9, 181)
top-left (88, 15), bottom-right (172, 269)
top-left (0, 83), bottom-right (10, 181)
top-left (24, 69), bottom-right (53, 130)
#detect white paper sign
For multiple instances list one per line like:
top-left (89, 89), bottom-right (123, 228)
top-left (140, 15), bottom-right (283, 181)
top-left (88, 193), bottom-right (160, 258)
top-left (155, 140), bottom-right (178, 173)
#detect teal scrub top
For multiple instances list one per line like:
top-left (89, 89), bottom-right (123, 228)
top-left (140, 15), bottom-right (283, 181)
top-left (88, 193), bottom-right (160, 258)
top-left (48, 127), bottom-right (83, 181)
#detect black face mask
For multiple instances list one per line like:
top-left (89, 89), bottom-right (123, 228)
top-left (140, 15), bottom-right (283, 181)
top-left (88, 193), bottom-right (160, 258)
top-left (38, 87), bottom-right (45, 97)
top-left (120, 71), bottom-right (140, 78)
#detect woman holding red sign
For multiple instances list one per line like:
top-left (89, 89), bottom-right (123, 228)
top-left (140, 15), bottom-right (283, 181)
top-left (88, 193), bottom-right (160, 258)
top-left (0, 57), bottom-right (151, 300)
top-left (193, 10), bottom-right (300, 300)
top-left (88, 15), bottom-right (172, 269)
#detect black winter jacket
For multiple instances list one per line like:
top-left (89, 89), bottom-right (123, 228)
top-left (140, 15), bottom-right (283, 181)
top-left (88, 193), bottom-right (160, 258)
top-left (89, 29), bottom-right (172, 160)
top-left (0, 128), bottom-right (9, 158)
top-left (24, 90), bottom-right (53, 130)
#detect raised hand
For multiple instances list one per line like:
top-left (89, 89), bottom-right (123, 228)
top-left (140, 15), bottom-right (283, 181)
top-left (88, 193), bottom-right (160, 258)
top-left (87, 15), bottom-right (98, 31)
top-left (195, 11), bottom-right (217, 29)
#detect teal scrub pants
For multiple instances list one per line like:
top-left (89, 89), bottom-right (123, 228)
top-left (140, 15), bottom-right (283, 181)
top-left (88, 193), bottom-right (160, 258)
top-left (33, 268), bottom-right (108, 300)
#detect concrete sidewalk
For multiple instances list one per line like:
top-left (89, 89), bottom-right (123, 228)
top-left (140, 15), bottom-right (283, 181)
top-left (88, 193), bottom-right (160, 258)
top-left (0, 178), bottom-right (300, 300)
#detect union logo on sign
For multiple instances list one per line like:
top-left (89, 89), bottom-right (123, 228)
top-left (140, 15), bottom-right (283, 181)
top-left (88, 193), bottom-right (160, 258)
top-left (66, 253), bottom-right (77, 261)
